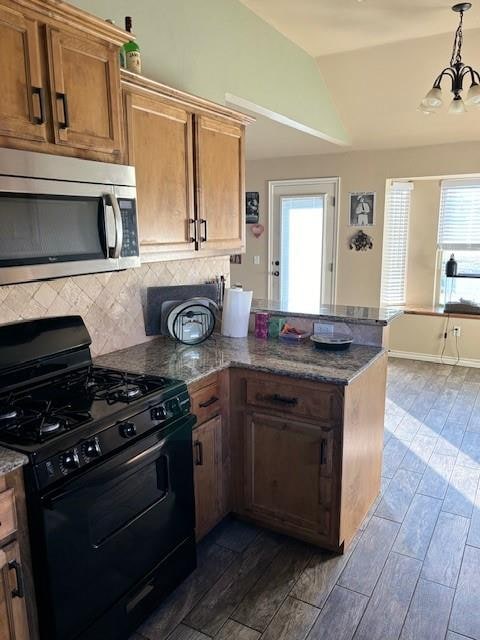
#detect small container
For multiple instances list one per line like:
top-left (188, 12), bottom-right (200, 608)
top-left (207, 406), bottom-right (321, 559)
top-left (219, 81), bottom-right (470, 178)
top-left (446, 254), bottom-right (458, 277)
top-left (279, 330), bottom-right (311, 342)
top-left (254, 312), bottom-right (269, 339)
top-left (268, 316), bottom-right (286, 339)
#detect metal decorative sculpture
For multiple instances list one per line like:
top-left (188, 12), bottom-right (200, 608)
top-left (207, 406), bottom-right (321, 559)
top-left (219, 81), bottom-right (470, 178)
top-left (350, 230), bottom-right (373, 251)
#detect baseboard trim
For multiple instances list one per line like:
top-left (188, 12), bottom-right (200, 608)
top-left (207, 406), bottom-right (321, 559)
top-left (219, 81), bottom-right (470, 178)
top-left (388, 349), bottom-right (480, 369)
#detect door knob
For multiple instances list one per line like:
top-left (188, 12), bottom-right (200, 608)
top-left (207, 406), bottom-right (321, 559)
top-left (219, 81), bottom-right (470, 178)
top-left (274, 260), bottom-right (280, 266)
top-left (273, 270), bottom-right (280, 277)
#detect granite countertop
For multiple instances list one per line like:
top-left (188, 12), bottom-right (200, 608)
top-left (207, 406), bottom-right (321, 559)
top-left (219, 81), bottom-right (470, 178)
top-left (0, 447), bottom-right (28, 477)
top-left (96, 335), bottom-right (385, 387)
top-left (251, 299), bottom-right (403, 326)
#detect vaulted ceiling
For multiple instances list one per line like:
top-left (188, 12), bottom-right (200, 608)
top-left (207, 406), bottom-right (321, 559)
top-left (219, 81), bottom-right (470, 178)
top-left (238, 0), bottom-right (480, 56)
top-left (239, 0), bottom-right (480, 154)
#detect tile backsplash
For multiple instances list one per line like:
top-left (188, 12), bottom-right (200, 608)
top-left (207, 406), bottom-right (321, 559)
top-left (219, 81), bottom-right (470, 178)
top-left (0, 257), bottom-right (230, 356)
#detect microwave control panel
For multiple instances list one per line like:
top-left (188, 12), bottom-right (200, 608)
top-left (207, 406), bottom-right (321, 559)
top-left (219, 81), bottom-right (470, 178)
top-left (118, 199), bottom-right (139, 258)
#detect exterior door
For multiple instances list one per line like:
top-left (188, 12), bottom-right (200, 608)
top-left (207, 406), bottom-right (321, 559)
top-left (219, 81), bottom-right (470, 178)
top-left (268, 178), bottom-right (338, 309)
top-left (193, 416), bottom-right (224, 540)
top-left (0, 5), bottom-right (47, 143)
top-left (194, 115), bottom-right (245, 253)
top-left (243, 412), bottom-right (333, 537)
top-left (125, 90), bottom-right (196, 256)
top-left (47, 28), bottom-right (123, 157)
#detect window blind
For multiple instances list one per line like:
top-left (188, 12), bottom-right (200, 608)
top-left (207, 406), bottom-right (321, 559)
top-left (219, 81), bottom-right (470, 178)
top-left (380, 182), bottom-right (413, 306)
top-left (438, 179), bottom-right (480, 250)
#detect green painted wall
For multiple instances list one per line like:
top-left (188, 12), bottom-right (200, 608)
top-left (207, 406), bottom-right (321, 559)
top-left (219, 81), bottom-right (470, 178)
top-left (71, 0), bottom-right (348, 143)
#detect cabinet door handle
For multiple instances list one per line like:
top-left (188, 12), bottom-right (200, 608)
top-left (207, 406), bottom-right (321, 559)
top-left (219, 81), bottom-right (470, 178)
top-left (258, 393), bottom-right (298, 406)
top-left (320, 438), bottom-right (328, 465)
top-left (32, 86), bottom-right (46, 125)
top-left (8, 559), bottom-right (25, 599)
top-left (200, 219), bottom-right (207, 242)
top-left (188, 218), bottom-right (197, 243)
top-left (194, 441), bottom-right (203, 466)
top-left (57, 92), bottom-right (70, 129)
top-left (199, 396), bottom-right (219, 408)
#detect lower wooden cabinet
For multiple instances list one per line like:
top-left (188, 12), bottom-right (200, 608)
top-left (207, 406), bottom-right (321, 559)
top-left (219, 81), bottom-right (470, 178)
top-left (192, 415), bottom-right (225, 540)
top-left (0, 541), bottom-right (29, 640)
top-left (242, 412), bottom-right (336, 543)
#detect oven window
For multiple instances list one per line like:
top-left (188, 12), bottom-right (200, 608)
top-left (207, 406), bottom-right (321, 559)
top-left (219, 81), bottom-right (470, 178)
top-left (0, 193), bottom-right (105, 266)
top-left (89, 455), bottom-right (169, 548)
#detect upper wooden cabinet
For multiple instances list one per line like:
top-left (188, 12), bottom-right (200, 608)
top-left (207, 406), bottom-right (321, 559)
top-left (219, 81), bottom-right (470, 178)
top-left (0, 0), bottom-right (128, 163)
top-left (122, 72), bottom-right (253, 260)
top-left (0, 5), bottom-right (47, 144)
top-left (195, 115), bottom-right (245, 253)
top-left (47, 28), bottom-right (123, 156)
top-left (124, 89), bottom-right (196, 256)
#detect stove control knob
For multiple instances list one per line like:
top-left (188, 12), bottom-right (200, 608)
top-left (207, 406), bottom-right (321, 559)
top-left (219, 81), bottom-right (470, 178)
top-left (151, 405), bottom-right (167, 421)
top-left (82, 439), bottom-right (101, 459)
top-left (60, 450), bottom-right (80, 472)
top-left (119, 422), bottom-right (137, 438)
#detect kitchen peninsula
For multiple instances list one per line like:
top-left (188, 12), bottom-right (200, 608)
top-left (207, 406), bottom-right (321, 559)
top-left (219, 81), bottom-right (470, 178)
top-left (97, 332), bottom-right (389, 553)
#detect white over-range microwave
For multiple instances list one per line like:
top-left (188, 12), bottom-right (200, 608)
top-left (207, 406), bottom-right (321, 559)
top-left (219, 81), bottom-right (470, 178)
top-left (0, 148), bottom-right (140, 285)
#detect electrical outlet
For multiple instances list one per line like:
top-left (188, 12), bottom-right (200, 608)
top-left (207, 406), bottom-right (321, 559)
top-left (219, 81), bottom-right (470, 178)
top-left (453, 326), bottom-right (461, 337)
top-left (253, 256), bottom-right (260, 265)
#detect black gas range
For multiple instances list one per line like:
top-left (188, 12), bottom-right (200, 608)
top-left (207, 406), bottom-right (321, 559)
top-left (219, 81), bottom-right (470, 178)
top-left (0, 316), bottom-right (197, 640)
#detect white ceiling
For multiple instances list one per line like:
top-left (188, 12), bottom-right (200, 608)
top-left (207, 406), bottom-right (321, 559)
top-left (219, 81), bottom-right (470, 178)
top-left (239, 0), bottom-right (480, 56)
top-left (243, 110), bottom-right (343, 160)
top-left (317, 27), bottom-right (480, 150)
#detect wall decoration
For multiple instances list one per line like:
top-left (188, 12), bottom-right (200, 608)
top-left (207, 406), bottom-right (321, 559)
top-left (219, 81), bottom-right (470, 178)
top-left (230, 254), bottom-right (242, 265)
top-left (349, 192), bottom-right (375, 226)
top-left (350, 230), bottom-right (373, 251)
top-left (246, 191), bottom-right (260, 224)
top-left (251, 223), bottom-right (264, 238)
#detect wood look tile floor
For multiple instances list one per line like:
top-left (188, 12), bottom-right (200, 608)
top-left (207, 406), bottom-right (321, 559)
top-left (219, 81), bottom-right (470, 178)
top-left (132, 358), bottom-right (480, 640)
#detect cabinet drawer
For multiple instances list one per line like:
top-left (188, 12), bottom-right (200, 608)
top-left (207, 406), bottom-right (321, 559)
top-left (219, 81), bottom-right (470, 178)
top-left (191, 382), bottom-right (221, 425)
top-left (246, 378), bottom-right (340, 423)
top-left (0, 489), bottom-right (17, 542)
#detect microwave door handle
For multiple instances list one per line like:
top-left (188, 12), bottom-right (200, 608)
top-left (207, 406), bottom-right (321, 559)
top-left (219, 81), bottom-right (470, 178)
top-left (108, 193), bottom-right (123, 259)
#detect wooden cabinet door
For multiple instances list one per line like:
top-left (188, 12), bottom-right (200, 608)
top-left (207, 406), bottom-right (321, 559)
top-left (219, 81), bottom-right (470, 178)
top-left (47, 28), bottom-right (123, 157)
top-left (194, 115), bottom-right (245, 253)
top-left (0, 541), bottom-right (29, 640)
top-left (125, 91), bottom-right (196, 256)
top-left (193, 416), bottom-right (224, 540)
top-left (243, 412), bottom-right (334, 538)
top-left (0, 5), bottom-right (47, 143)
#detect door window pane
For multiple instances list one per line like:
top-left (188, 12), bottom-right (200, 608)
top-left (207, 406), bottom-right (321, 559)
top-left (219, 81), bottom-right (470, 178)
top-left (280, 196), bottom-right (323, 311)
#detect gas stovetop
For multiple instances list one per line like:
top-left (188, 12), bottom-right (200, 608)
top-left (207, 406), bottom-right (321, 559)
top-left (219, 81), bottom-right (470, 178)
top-left (0, 366), bottom-right (177, 447)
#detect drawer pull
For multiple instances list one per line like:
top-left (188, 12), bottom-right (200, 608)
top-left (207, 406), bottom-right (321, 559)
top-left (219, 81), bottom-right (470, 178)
top-left (57, 92), bottom-right (70, 129)
top-left (320, 439), bottom-right (328, 465)
top-left (258, 393), bottom-right (298, 406)
top-left (194, 441), bottom-right (203, 466)
top-left (199, 396), bottom-right (219, 409)
top-left (8, 559), bottom-right (24, 599)
top-left (32, 86), bottom-right (46, 125)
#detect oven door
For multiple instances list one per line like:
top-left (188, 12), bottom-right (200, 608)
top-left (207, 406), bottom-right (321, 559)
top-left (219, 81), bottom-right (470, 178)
top-left (36, 416), bottom-right (195, 640)
top-left (0, 175), bottom-right (125, 285)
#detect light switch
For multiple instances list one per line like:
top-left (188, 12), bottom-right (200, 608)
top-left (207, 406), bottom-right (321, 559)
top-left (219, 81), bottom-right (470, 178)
top-left (254, 256), bottom-right (260, 265)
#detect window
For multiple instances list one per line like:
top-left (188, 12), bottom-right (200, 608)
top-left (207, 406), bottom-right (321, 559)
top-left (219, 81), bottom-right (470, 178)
top-left (381, 182), bottom-right (413, 306)
top-left (437, 179), bottom-right (480, 305)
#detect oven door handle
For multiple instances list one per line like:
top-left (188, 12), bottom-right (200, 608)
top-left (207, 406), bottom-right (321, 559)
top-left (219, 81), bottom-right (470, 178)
top-left (107, 193), bottom-right (123, 259)
top-left (42, 436), bottom-right (171, 510)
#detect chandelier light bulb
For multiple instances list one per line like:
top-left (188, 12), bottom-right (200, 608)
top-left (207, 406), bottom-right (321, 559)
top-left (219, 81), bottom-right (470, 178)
top-left (466, 82), bottom-right (480, 106)
top-left (418, 102), bottom-right (435, 115)
top-left (422, 87), bottom-right (443, 108)
top-left (449, 95), bottom-right (467, 114)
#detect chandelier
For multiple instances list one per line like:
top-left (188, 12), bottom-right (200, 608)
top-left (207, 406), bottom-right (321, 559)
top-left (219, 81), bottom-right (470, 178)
top-left (420, 2), bottom-right (480, 114)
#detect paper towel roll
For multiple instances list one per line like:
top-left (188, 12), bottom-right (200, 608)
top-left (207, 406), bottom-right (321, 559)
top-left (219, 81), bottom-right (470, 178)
top-left (221, 288), bottom-right (253, 338)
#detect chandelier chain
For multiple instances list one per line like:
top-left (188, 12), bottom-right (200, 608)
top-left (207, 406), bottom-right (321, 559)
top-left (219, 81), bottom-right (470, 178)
top-left (450, 10), bottom-right (464, 66)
